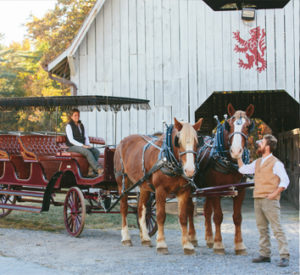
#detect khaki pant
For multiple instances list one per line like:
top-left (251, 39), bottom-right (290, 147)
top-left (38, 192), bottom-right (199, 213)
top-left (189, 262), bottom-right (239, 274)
top-left (254, 198), bottom-right (289, 259)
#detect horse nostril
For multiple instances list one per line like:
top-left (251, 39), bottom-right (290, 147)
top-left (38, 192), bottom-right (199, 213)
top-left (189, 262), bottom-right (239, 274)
top-left (239, 148), bottom-right (242, 154)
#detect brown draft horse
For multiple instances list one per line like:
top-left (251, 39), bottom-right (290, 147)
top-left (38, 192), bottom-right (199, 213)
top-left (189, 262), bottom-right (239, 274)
top-left (195, 103), bottom-right (254, 255)
top-left (114, 118), bottom-right (203, 254)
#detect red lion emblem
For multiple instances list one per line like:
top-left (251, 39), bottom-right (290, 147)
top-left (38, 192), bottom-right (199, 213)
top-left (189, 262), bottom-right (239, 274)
top-left (233, 27), bottom-right (267, 73)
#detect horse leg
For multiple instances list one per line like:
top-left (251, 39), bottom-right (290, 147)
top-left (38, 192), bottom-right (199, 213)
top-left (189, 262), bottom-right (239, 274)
top-left (212, 197), bottom-right (225, 254)
top-left (204, 198), bottom-right (214, 248)
top-left (187, 197), bottom-right (198, 247)
top-left (155, 188), bottom-right (168, 254)
top-left (118, 184), bottom-right (132, 246)
top-left (233, 188), bottom-right (247, 255)
top-left (178, 192), bottom-right (195, 255)
top-left (138, 189), bottom-right (152, 247)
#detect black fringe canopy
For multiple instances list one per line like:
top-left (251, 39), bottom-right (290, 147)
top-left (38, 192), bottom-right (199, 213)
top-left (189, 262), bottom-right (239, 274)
top-left (0, 95), bottom-right (151, 112)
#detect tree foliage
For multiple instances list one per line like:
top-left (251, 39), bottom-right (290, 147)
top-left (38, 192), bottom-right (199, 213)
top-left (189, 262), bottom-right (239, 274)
top-left (0, 0), bottom-right (96, 132)
top-left (26, 0), bottom-right (96, 64)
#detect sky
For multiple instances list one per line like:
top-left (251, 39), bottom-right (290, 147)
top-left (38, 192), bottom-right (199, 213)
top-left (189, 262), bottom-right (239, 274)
top-left (0, 0), bottom-right (57, 45)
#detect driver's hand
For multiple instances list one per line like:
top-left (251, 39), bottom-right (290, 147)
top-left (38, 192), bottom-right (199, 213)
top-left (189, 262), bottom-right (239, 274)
top-left (83, 145), bottom-right (91, 149)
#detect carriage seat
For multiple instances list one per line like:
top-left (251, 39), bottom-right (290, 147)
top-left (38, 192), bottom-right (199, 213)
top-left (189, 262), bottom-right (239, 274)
top-left (0, 135), bottom-right (30, 179)
top-left (0, 135), bottom-right (21, 160)
top-left (18, 135), bottom-right (65, 162)
top-left (18, 135), bottom-right (68, 180)
top-left (55, 135), bottom-right (105, 177)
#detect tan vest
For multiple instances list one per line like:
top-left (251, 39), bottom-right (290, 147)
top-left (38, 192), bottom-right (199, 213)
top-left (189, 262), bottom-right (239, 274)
top-left (254, 155), bottom-right (281, 200)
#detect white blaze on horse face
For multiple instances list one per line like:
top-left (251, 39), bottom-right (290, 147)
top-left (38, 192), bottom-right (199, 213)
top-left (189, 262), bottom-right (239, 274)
top-left (230, 117), bottom-right (245, 159)
top-left (183, 142), bottom-right (195, 178)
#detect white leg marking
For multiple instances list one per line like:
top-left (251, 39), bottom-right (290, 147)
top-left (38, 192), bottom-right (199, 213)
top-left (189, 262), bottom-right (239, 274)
top-left (139, 205), bottom-right (151, 241)
top-left (235, 242), bottom-right (246, 251)
top-left (121, 224), bottom-right (131, 242)
top-left (213, 241), bottom-right (225, 250)
top-left (156, 240), bottom-right (168, 249)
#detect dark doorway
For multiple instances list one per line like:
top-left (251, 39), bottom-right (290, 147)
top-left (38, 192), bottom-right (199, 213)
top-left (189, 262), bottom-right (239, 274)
top-left (195, 90), bottom-right (300, 135)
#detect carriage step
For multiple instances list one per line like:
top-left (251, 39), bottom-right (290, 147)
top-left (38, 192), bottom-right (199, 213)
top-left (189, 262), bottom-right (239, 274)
top-left (0, 203), bottom-right (42, 213)
top-left (0, 190), bottom-right (44, 198)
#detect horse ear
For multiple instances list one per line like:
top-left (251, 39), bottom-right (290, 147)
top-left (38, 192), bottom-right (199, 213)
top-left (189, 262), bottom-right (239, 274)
top-left (174, 117), bottom-right (183, 131)
top-left (224, 120), bottom-right (231, 132)
top-left (248, 120), bottom-right (255, 133)
top-left (245, 104), bottom-right (255, 118)
top-left (193, 118), bottom-right (203, 131)
top-left (174, 135), bottom-right (180, 148)
top-left (227, 103), bottom-right (235, 117)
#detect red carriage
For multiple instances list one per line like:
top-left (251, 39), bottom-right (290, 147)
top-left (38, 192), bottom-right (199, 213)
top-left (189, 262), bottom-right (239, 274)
top-left (0, 96), bottom-right (254, 255)
top-left (0, 96), bottom-right (157, 237)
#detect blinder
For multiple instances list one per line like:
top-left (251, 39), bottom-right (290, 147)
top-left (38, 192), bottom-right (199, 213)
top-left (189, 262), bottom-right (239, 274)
top-left (248, 120), bottom-right (255, 133)
top-left (174, 134), bottom-right (180, 148)
top-left (224, 120), bottom-right (230, 132)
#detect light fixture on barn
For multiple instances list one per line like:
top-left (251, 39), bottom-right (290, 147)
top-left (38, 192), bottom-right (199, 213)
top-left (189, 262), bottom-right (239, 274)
top-left (241, 7), bottom-right (255, 21)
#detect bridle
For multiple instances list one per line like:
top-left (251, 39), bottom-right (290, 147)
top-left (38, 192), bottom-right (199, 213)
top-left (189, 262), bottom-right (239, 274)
top-left (179, 150), bottom-right (197, 156)
top-left (228, 131), bottom-right (249, 145)
top-left (227, 116), bottom-right (249, 146)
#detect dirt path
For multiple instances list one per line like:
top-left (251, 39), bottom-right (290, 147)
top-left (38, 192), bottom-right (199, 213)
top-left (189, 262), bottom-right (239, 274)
top-left (0, 198), bottom-right (298, 275)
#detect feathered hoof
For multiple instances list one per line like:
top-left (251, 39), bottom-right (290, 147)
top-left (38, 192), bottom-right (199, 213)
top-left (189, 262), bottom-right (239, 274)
top-left (122, 240), bottom-right (133, 246)
top-left (184, 248), bottom-right (195, 255)
top-left (214, 248), bottom-right (225, 255)
top-left (235, 249), bottom-right (247, 255)
top-left (206, 242), bottom-right (214, 248)
top-left (141, 240), bottom-right (152, 247)
top-left (191, 240), bottom-right (198, 247)
top-left (157, 247), bottom-right (169, 255)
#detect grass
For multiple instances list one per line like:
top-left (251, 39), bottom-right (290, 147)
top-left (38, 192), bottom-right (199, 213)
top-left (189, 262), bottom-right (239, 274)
top-left (0, 194), bottom-right (182, 234)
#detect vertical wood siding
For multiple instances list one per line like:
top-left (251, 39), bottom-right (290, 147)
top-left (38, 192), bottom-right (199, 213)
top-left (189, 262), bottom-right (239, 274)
top-left (73, 0), bottom-right (299, 144)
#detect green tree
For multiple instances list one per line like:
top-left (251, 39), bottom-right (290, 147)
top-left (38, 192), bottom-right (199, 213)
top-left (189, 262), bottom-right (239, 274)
top-left (26, 0), bottom-right (96, 64)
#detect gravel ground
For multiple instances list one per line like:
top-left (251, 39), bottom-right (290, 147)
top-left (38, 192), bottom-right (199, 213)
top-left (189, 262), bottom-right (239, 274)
top-left (0, 197), bottom-right (298, 275)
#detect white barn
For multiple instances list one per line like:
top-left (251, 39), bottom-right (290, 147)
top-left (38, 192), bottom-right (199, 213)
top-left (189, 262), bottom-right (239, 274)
top-left (48, 0), bottom-right (299, 144)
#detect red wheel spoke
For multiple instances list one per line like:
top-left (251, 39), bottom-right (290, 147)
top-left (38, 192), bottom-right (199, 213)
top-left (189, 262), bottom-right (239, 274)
top-left (64, 187), bottom-right (86, 237)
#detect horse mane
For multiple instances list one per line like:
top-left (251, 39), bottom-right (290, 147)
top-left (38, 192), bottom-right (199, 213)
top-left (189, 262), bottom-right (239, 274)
top-left (178, 123), bottom-right (198, 147)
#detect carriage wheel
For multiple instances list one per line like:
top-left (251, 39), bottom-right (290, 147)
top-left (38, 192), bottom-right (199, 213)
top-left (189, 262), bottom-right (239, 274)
top-left (64, 187), bottom-right (86, 237)
top-left (0, 185), bottom-right (17, 218)
top-left (136, 193), bottom-right (158, 237)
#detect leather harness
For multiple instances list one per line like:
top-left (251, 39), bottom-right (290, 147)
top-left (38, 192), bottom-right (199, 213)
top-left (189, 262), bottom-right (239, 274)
top-left (196, 117), bottom-right (250, 186)
top-left (109, 124), bottom-right (197, 212)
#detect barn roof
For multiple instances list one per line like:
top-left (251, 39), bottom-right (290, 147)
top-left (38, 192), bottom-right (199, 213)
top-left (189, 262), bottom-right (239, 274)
top-left (195, 90), bottom-right (300, 135)
top-left (47, 0), bottom-right (105, 79)
top-left (203, 0), bottom-right (291, 11)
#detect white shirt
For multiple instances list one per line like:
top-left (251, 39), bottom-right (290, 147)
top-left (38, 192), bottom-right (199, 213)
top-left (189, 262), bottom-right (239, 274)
top-left (66, 124), bottom-right (90, 146)
top-left (238, 153), bottom-right (290, 189)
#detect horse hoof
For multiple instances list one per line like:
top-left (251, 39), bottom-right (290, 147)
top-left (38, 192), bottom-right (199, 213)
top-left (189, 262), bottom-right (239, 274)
top-left (214, 248), bottom-right (225, 255)
top-left (122, 240), bottom-right (133, 246)
top-left (235, 249), bottom-right (247, 255)
top-left (206, 242), bottom-right (214, 248)
top-left (157, 247), bottom-right (169, 255)
top-left (141, 240), bottom-right (152, 247)
top-left (184, 248), bottom-right (195, 255)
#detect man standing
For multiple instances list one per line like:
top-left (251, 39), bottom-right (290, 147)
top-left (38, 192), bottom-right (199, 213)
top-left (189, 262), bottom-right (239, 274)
top-left (238, 134), bottom-right (290, 267)
top-left (66, 108), bottom-right (104, 177)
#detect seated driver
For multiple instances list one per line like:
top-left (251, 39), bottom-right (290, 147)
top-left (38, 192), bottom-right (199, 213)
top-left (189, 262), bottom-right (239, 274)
top-left (66, 108), bottom-right (103, 176)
